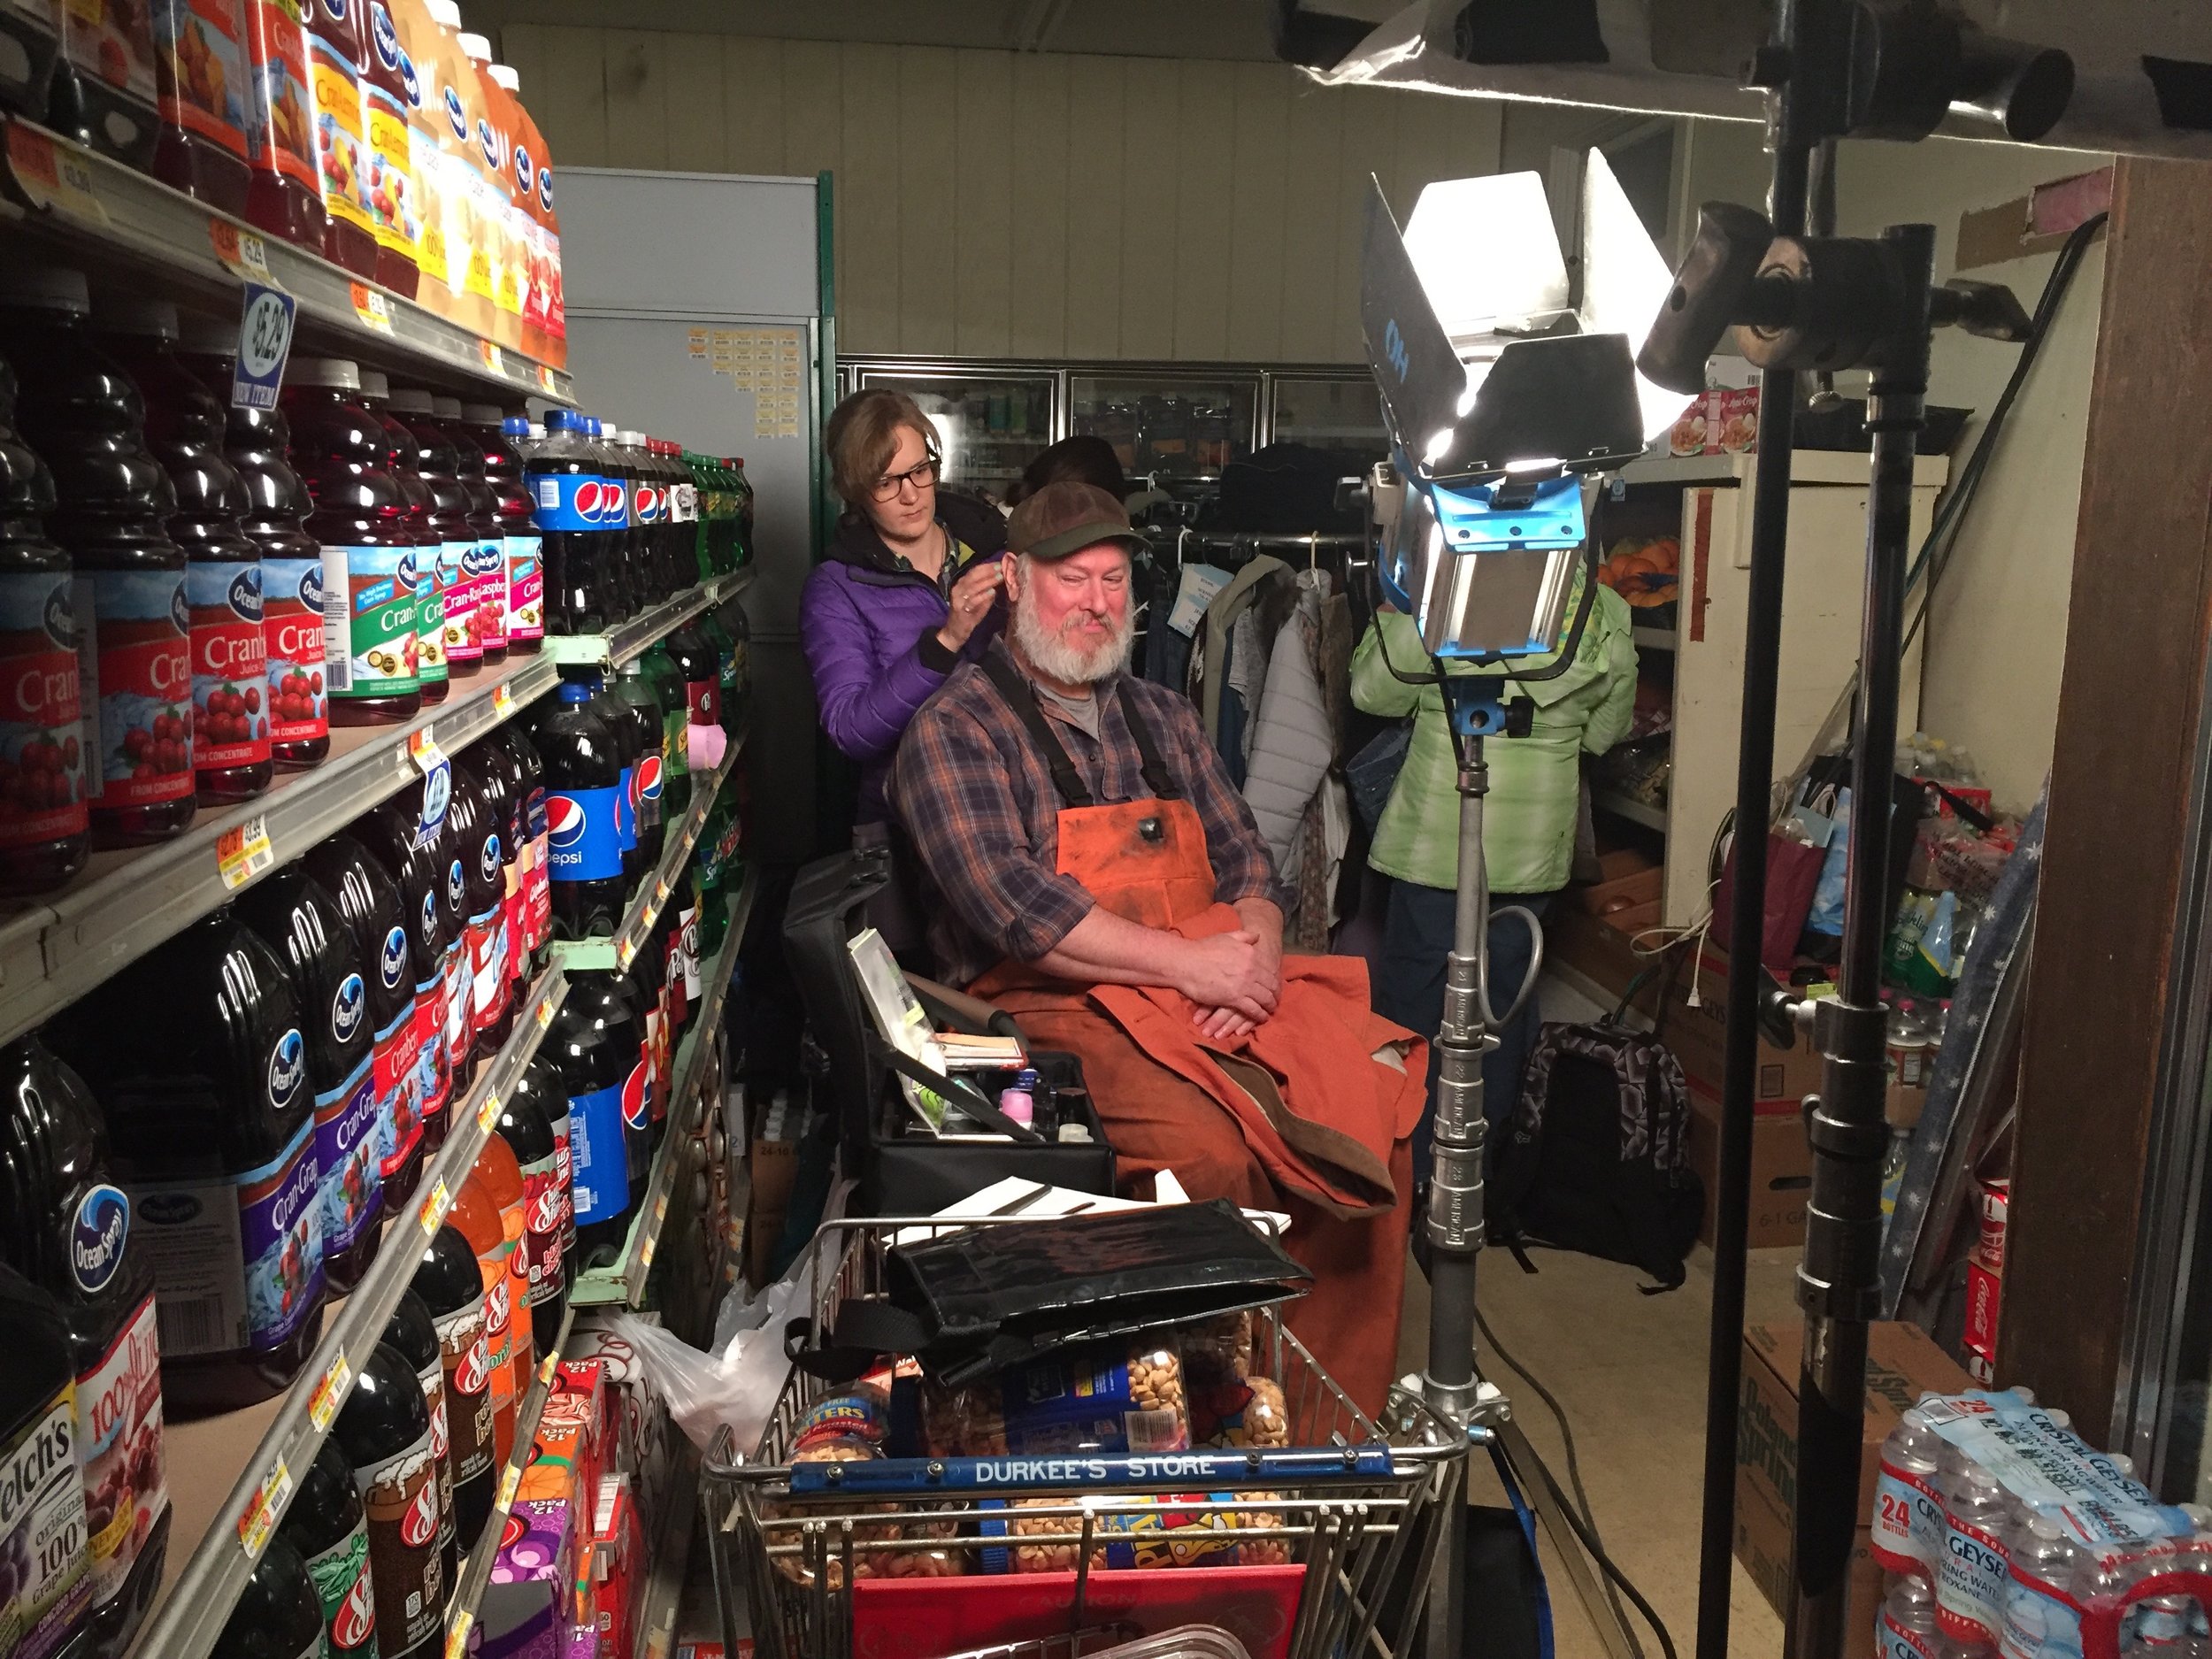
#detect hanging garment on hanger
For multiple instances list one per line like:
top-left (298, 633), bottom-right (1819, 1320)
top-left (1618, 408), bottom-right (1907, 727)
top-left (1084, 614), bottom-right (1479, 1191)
top-left (1188, 553), bottom-right (1291, 741)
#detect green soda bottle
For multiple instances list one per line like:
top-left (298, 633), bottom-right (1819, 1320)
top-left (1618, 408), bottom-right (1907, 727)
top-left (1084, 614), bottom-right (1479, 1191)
top-left (637, 641), bottom-right (690, 820)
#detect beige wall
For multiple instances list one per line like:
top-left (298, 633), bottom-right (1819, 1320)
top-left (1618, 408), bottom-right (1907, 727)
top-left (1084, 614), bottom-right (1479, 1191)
top-left (1681, 122), bottom-right (2108, 817)
top-left (499, 27), bottom-right (1504, 362)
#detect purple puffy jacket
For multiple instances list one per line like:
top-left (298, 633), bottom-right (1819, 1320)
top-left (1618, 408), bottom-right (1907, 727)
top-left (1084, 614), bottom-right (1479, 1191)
top-left (800, 491), bottom-right (1008, 824)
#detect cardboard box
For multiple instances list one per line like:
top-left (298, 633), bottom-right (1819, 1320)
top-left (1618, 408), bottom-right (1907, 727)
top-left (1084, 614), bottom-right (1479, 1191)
top-left (747, 1133), bottom-right (799, 1287)
top-left (1738, 1319), bottom-right (1974, 1529)
top-left (1579, 864), bottom-right (1664, 916)
top-left (593, 1475), bottom-right (641, 1659)
top-left (518, 1359), bottom-right (607, 1506)
top-left (1597, 849), bottom-right (1658, 884)
top-left (1732, 1474), bottom-right (1881, 1646)
top-left (1666, 386), bottom-right (1762, 456)
top-left (1665, 945), bottom-right (1826, 1108)
top-left (1686, 1083), bottom-right (1812, 1249)
top-left (480, 1497), bottom-right (582, 1659)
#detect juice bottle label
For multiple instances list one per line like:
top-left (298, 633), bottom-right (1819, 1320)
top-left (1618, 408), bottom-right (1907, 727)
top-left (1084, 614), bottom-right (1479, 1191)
top-left (242, 0), bottom-right (318, 194)
top-left (439, 932), bottom-right (467, 1094)
top-left (430, 1300), bottom-right (492, 1485)
top-left (526, 793), bottom-right (549, 949)
top-left (567, 1080), bottom-right (624, 1227)
top-left (187, 558), bottom-right (272, 769)
top-left (361, 3), bottom-right (413, 258)
top-left (499, 848), bottom-right (521, 995)
top-left (409, 1349), bottom-right (453, 1558)
top-left (128, 1113), bottom-right (322, 1359)
top-left (473, 537), bottom-right (505, 649)
top-left (403, 105), bottom-right (449, 295)
top-left (547, 1106), bottom-right (572, 1253)
top-left (72, 1290), bottom-right (165, 1612)
top-left (261, 555), bottom-right (330, 747)
top-left (466, 901), bottom-right (501, 1034)
top-left (320, 544), bottom-right (419, 695)
top-left (445, 539), bottom-right (499, 661)
top-left (62, 0), bottom-right (157, 103)
top-left (315, 1047), bottom-right (380, 1261)
top-left (0, 570), bottom-right (88, 850)
top-left (306, 31), bottom-right (373, 232)
top-left (350, 1420), bottom-right (442, 1656)
top-left (73, 569), bottom-right (194, 809)
top-left (544, 785), bottom-right (621, 884)
top-left (518, 1151), bottom-right (563, 1308)
top-left (526, 471), bottom-right (616, 532)
top-left (372, 996), bottom-right (420, 1184)
top-left (153, 0), bottom-right (251, 159)
top-left (0, 1386), bottom-right (91, 1659)
top-left (408, 958), bottom-right (445, 1148)
top-left (413, 553), bottom-right (445, 684)
top-left (301, 1511), bottom-right (377, 1656)
top-left (503, 533), bottom-right (541, 641)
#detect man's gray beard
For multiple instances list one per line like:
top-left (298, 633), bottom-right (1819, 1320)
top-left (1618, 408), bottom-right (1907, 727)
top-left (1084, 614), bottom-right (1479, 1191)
top-left (1010, 588), bottom-right (1133, 686)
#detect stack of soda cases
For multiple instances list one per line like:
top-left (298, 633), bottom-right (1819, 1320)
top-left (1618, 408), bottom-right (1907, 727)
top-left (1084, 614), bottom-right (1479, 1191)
top-left (1872, 1388), bottom-right (2212, 1659)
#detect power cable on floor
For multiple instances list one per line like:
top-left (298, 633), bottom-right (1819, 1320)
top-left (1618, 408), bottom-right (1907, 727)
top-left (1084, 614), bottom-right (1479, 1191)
top-left (1478, 1301), bottom-right (1681, 1659)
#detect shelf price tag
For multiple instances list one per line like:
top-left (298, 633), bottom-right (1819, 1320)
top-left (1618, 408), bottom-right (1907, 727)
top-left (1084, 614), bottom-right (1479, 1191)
top-left (476, 1089), bottom-right (501, 1133)
top-left (491, 680), bottom-right (514, 718)
top-left (495, 1460), bottom-right (523, 1511)
top-left (237, 1457), bottom-right (293, 1558)
top-left (350, 281), bottom-right (396, 334)
top-left (210, 220), bottom-right (276, 282)
top-left (216, 814), bottom-right (274, 890)
top-left (231, 280), bottom-right (297, 411)
top-left (535, 365), bottom-right (558, 395)
top-left (535, 997), bottom-right (555, 1030)
top-left (444, 1612), bottom-right (474, 1659)
top-left (307, 1352), bottom-right (354, 1431)
top-left (5, 123), bottom-right (107, 224)
top-left (418, 1177), bottom-right (450, 1234)
top-left (478, 340), bottom-right (504, 374)
top-left (409, 726), bottom-right (451, 847)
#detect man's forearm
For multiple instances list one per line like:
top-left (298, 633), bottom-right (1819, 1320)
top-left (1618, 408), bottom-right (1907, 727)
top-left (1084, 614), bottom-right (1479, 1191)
top-left (1233, 896), bottom-right (1282, 950)
top-left (1033, 905), bottom-right (1188, 991)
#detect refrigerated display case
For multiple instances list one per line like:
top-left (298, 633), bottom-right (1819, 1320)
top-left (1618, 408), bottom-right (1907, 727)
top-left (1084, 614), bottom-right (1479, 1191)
top-left (1268, 373), bottom-right (1390, 471)
top-left (842, 361), bottom-right (1058, 494)
top-left (1068, 371), bottom-right (1258, 479)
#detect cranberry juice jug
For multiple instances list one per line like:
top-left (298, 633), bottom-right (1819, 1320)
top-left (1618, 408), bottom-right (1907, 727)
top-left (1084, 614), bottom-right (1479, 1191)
top-left (301, 0), bottom-right (376, 277)
top-left (236, 869), bottom-right (381, 1291)
top-left (50, 0), bottom-right (159, 171)
top-left (0, 267), bottom-right (195, 848)
top-left (0, 1036), bottom-right (170, 1659)
top-left (485, 414), bottom-right (541, 649)
top-left (305, 831), bottom-right (423, 1205)
top-left (358, 373), bottom-right (445, 703)
top-left (466, 732), bottom-right (526, 1033)
top-left (0, 1262), bottom-right (95, 1659)
top-left (239, 0), bottom-right (324, 250)
top-left (357, 792), bottom-right (449, 1171)
top-left (98, 298), bottom-right (273, 805)
top-left (0, 352), bottom-right (90, 895)
top-left (495, 721), bottom-right (549, 964)
top-left (445, 749), bottom-right (511, 1051)
top-left (432, 394), bottom-right (503, 664)
top-left (283, 357), bottom-right (419, 723)
top-left (150, 0), bottom-right (254, 212)
top-left (50, 909), bottom-right (324, 1414)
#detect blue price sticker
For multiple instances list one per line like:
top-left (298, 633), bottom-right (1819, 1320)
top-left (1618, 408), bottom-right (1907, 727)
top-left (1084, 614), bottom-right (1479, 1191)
top-left (232, 281), bottom-right (297, 411)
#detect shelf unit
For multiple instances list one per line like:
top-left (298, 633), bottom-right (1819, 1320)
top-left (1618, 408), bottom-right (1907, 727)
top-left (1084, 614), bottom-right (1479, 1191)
top-left (0, 115), bottom-right (575, 405)
top-left (0, 571), bottom-right (752, 1049)
top-left (572, 865), bottom-right (759, 1309)
top-left (1632, 626), bottom-right (1678, 653)
top-left (1593, 791), bottom-right (1670, 833)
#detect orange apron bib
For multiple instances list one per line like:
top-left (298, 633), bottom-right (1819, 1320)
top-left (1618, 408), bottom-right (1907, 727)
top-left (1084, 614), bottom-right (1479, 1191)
top-left (964, 659), bottom-right (1422, 1415)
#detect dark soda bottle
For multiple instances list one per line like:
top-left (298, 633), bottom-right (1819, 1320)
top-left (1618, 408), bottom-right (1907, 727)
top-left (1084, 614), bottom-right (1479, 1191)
top-left (276, 1439), bottom-right (378, 1659)
top-left (0, 1261), bottom-right (94, 1659)
top-left (526, 409), bottom-right (612, 636)
top-left (636, 641), bottom-right (688, 823)
top-left (474, 408), bottom-right (540, 653)
top-left (0, 265), bottom-right (196, 849)
top-left (566, 972), bottom-right (651, 1214)
top-left (446, 749), bottom-right (512, 1055)
top-left (410, 1225), bottom-right (494, 1551)
top-left (211, 1531), bottom-right (323, 1659)
top-left (304, 831), bottom-right (425, 1206)
top-left (434, 395), bottom-right (507, 666)
top-left (588, 418), bottom-right (641, 616)
top-left (549, 973), bottom-right (641, 1269)
top-left (444, 1168), bottom-right (518, 1465)
top-left (150, 0), bottom-right (254, 213)
top-left (468, 733), bottom-right (529, 1012)
top-left (283, 357), bottom-right (419, 725)
top-left (628, 943), bottom-right (668, 1148)
top-left (331, 1341), bottom-right (443, 1659)
top-left (379, 1288), bottom-right (457, 1598)
top-left (0, 350), bottom-right (90, 895)
top-left (97, 297), bottom-right (273, 805)
top-left (536, 671), bottom-right (626, 941)
top-left (301, 0), bottom-right (379, 280)
top-left (603, 664), bottom-right (664, 876)
top-left (359, 373), bottom-right (446, 703)
top-left (383, 387), bottom-right (472, 685)
top-left (174, 312), bottom-right (334, 772)
top-left (356, 793), bottom-right (449, 1168)
top-left (0, 1035), bottom-right (169, 1658)
top-left (665, 623), bottom-right (726, 775)
top-left (691, 788), bottom-right (736, 961)
top-left (490, 721), bottom-right (549, 972)
top-left (239, 0), bottom-right (326, 253)
top-left (236, 869), bottom-right (382, 1293)
top-left (569, 670), bottom-right (639, 885)
top-left (50, 909), bottom-right (324, 1414)
top-left (493, 1059), bottom-right (565, 1354)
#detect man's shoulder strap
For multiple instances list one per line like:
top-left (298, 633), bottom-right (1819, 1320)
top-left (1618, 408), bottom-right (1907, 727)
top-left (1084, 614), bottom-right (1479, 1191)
top-left (981, 651), bottom-right (1094, 808)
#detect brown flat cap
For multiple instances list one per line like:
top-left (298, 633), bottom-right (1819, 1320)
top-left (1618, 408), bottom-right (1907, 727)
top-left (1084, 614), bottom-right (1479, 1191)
top-left (1004, 480), bottom-right (1147, 562)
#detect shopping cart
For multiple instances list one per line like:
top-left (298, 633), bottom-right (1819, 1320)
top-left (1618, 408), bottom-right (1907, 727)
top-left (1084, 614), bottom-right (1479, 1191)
top-left (701, 1216), bottom-right (1468, 1659)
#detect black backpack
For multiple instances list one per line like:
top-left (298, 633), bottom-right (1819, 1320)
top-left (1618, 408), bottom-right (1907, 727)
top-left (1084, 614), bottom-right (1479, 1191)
top-left (1490, 979), bottom-right (1705, 1291)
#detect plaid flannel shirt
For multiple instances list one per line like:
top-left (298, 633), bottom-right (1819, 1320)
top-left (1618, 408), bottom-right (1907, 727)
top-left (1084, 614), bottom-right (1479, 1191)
top-left (889, 642), bottom-right (1293, 988)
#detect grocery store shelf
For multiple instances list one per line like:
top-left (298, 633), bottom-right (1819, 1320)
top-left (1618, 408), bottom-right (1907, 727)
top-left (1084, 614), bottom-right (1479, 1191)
top-left (1615, 448), bottom-right (1951, 488)
top-left (573, 866), bottom-right (759, 1309)
top-left (1632, 626), bottom-right (1677, 652)
top-left (637, 1450), bottom-right (701, 1659)
top-left (443, 1305), bottom-right (577, 1659)
top-left (541, 565), bottom-right (753, 669)
top-left (129, 967), bottom-right (571, 1659)
top-left (1593, 790), bottom-right (1669, 833)
top-left (0, 576), bottom-right (749, 1049)
top-left (0, 115), bottom-right (574, 405)
top-left (548, 712), bottom-right (749, 975)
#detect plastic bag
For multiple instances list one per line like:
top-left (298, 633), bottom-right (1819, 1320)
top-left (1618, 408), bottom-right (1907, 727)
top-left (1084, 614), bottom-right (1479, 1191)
top-left (608, 1263), bottom-right (805, 1455)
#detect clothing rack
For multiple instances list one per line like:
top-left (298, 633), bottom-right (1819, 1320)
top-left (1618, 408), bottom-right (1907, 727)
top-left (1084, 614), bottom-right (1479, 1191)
top-left (1175, 526), bottom-right (1374, 578)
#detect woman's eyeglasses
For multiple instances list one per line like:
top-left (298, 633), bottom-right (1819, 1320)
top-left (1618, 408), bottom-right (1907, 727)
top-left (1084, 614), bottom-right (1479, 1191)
top-left (871, 458), bottom-right (940, 501)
